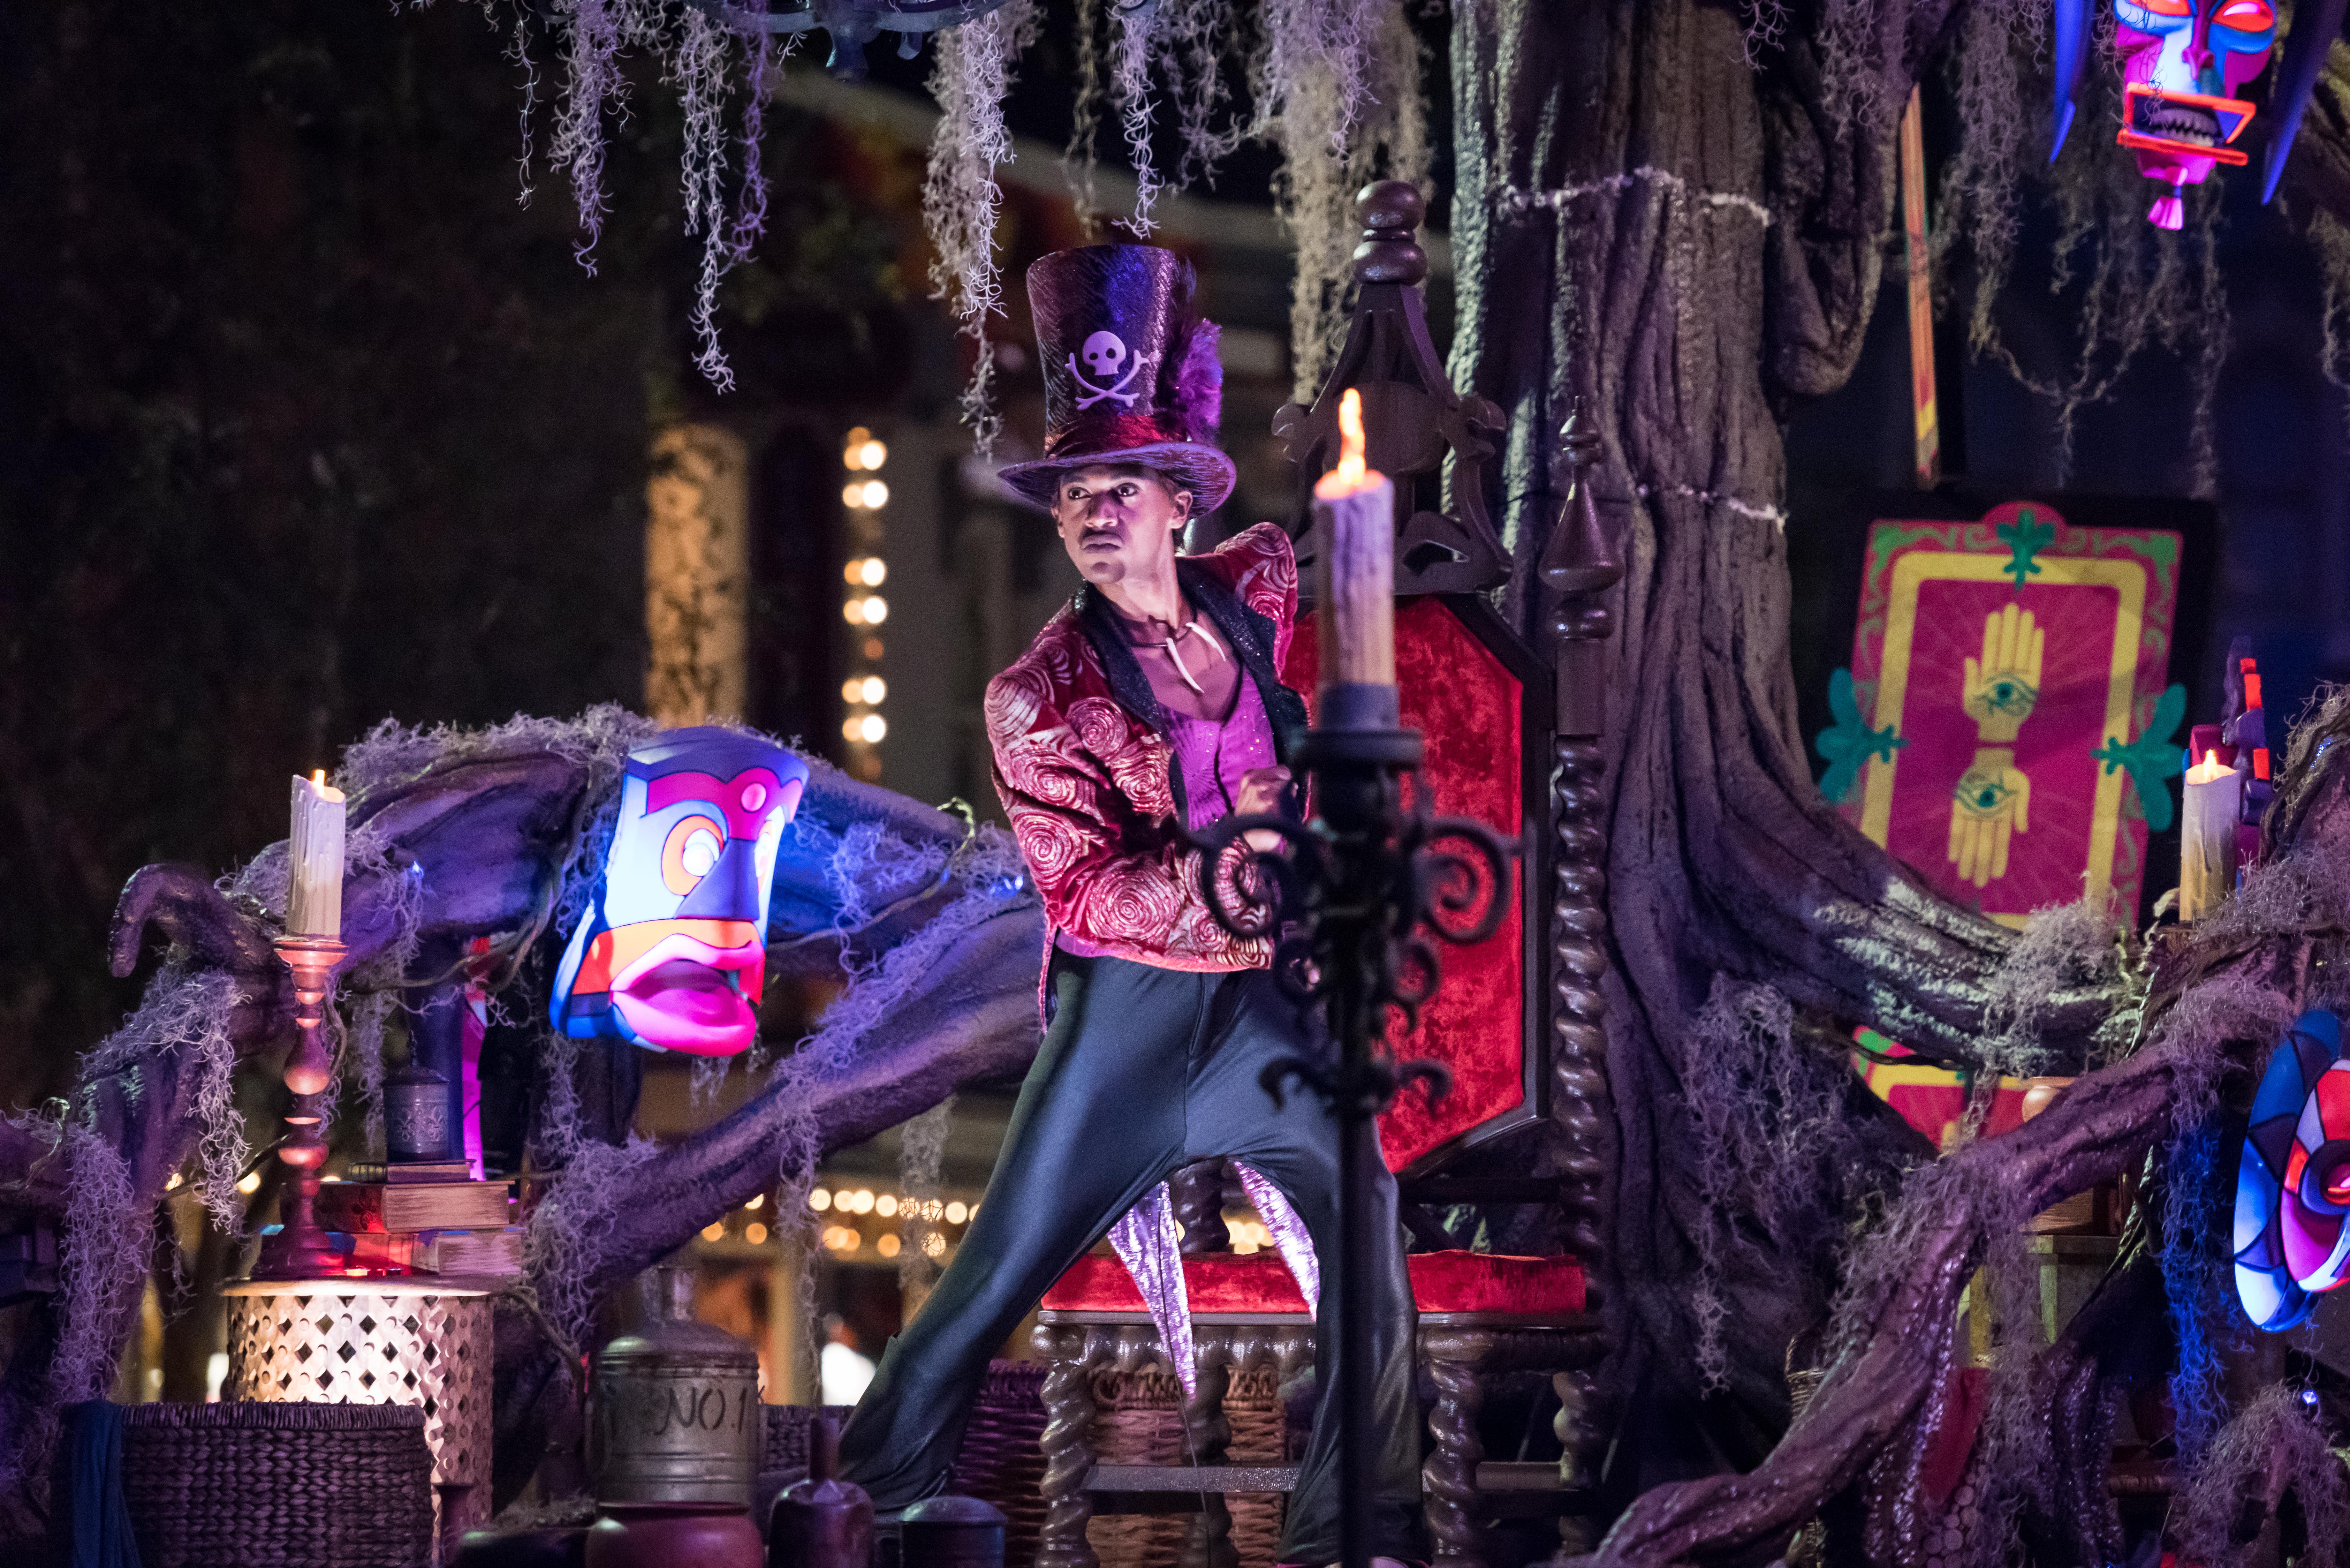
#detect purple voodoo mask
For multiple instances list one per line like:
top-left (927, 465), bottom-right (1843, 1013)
top-left (550, 727), bottom-right (807, 1057)
top-left (2052, 0), bottom-right (2345, 228)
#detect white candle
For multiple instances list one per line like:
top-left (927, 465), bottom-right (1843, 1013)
top-left (2180, 749), bottom-right (2240, 923)
top-left (287, 770), bottom-right (348, 938)
top-left (1312, 388), bottom-right (1396, 717)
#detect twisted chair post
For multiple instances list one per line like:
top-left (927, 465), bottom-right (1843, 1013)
top-left (1538, 402), bottom-right (1624, 1553)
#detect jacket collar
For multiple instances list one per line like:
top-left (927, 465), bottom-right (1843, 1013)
top-left (1071, 561), bottom-right (1312, 820)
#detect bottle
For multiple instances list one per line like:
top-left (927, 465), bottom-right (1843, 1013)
top-left (767, 1415), bottom-right (873, 1568)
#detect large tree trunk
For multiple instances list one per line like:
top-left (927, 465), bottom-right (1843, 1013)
top-left (1446, 0), bottom-right (2089, 1495)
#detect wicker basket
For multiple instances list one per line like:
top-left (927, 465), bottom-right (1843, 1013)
top-left (1086, 1368), bottom-right (1286, 1568)
top-left (948, 1361), bottom-right (1049, 1568)
top-left (757, 1365), bottom-right (1051, 1567)
top-left (61, 1401), bottom-right (436, 1568)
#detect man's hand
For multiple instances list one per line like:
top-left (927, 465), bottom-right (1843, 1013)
top-left (1948, 746), bottom-right (2031, 888)
top-left (1232, 765), bottom-right (1292, 817)
top-left (1232, 765), bottom-right (1292, 854)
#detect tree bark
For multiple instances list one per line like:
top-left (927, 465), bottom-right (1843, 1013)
top-left (1446, 0), bottom-right (2109, 1500)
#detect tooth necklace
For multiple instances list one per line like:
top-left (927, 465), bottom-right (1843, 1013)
top-left (1135, 617), bottom-right (1221, 695)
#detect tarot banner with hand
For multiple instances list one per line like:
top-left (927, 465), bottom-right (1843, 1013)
top-left (1833, 501), bottom-right (2182, 926)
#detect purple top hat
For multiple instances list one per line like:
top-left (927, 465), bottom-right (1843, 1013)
top-left (997, 245), bottom-right (1237, 515)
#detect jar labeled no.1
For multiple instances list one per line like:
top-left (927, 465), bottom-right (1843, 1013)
top-left (588, 1266), bottom-right (760, 1509)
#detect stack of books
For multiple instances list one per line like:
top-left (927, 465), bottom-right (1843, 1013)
top-left (313, 1162), bottom-right (522, 1284)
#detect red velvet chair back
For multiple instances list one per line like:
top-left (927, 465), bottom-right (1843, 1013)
top-left (1282, 597), bottom-right (1550, 1174)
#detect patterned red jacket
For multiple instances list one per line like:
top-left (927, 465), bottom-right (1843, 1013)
top-left (985, 522), bottom-right (1310, 978)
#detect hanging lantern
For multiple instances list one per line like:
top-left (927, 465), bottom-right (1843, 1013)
top-left (685, 0), bottom-right (1014, 79)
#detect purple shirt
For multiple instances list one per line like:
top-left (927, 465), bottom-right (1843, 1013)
top-left (1167, 676), bottom-right (1278, 832)
top-left (1054, 676), bottom-right (1277, 962)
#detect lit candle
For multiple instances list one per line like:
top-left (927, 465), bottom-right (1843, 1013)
top-left (286, 770), bottom-right (347, 938)
top-left (1312, 388), bottom-right (1396, 730)
top-left (2180, 748), bottom-right (2240, 922)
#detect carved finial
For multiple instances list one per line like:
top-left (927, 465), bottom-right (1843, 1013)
top-left (1541, 400), bottom-right (1623, 737)
top-left (1352, 181), bottom-right (1429, 287)
top-left (1540, 400), bottom-right (1624, 613)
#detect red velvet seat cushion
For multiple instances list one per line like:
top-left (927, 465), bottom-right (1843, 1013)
top-left (1041, 1249), bottom-right (1584, 1316)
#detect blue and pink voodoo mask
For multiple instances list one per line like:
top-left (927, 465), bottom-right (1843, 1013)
top-left (2052, 0), bottom-right (2344, 228)
top-left (550, 728), bottom-right (808, 1057)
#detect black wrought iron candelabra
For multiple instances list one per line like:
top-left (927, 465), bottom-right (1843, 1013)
top-left (1193, 702), bottom-right (1517, 1568)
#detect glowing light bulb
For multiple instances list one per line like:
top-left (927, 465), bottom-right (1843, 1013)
top-left (843, 599), bottom-right (866, 626)
top-left (842, 482), bottom-right (866, 509)
top-left (860, 676), bottom-right (887, 704)
top-left (860, 558), bottom-right (887, 586)
top-left (860, 480), bottom-right (890, 509)
top-left (745, 1222), bottom-right (769, 1245)
top-left (921, 1231), bottom-right (946, 1258)
top-left (876, 1194), bottom-right (899, 1218)
top-left (850, 1189), bottom-right (875, 1214)
top-left (857, 714), bottom-right (888, 744)
top-left (701, 1222), bottom-right (725, 1242)
top-left (745, 1193), bottom-right (763, 1211)
top-left (859, 440), bottom-right (887, 471)
top-left (237, 1171), bottom-right (262, 1195)
top-left (945, 1201), bottom-right (967, 1224)
top-left (860, 596), bottom-right (888, 624)
top-left (877, 1233), bottom-right (902, 1258)
top-left (809, 1188), bottom-right (832, 1211)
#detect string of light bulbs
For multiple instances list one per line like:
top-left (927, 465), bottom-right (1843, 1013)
top-left (840, 427), bottom-right (891, 779)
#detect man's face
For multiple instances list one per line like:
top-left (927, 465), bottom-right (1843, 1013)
top-left (1051, 464), bottom-right (1192, 587)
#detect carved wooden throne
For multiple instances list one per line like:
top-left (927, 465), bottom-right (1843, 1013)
top-left (1028, 184), bottom-right (1620, 1568)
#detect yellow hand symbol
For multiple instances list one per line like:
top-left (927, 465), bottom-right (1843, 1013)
top-left (1948, 747), bottom-right (2031, 889)
top-left (1961, 603), bottom-right (2046, 743)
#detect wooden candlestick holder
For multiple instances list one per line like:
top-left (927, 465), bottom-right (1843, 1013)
top-left (255, 933), bottom-right (349, 1279)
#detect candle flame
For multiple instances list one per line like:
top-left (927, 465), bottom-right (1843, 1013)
top-left (1336, 389), bottom-right (1366, 487)
top-left (1314, 388), bottom-right (1381, 500)
top-left (312, 769), bottom-right (326, 786)
top-left (2206, 749), bottom-right (2218, 768)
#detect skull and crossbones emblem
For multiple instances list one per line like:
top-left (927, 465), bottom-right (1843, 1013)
top-left (1068, 330), bottom-right (1154, 410)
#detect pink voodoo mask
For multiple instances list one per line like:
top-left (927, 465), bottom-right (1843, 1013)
top-left (550, 727), bottom-right (808, 1057)
top-left (2051, 0), bottom-right (2344, 228)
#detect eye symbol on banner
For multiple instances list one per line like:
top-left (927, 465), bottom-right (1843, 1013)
top-left (1070, 330), bottom-right (1153, 410)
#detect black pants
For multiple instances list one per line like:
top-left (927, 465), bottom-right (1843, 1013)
top-left (837, 952), bottom-right (1423, 1562)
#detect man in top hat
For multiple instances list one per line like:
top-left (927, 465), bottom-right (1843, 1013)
top-left (836, 244), bottom-right (1423, 1566)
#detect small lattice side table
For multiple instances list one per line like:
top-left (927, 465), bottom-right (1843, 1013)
top-left (224, 1279), bottom-right (495, 1559)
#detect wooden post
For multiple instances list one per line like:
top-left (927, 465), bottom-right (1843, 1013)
top-left (1536, 402), bottom-right (1621, 1552)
